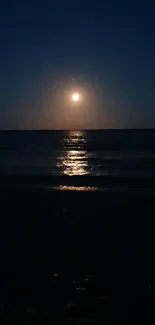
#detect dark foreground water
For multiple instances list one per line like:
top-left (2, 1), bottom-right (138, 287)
top-left (0, 130), bottom-right (155, 323)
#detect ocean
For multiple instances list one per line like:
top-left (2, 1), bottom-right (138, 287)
top-left (0, 130), bottom-right (155, 322)
top-left (0, 129), bottom-right (155, 190)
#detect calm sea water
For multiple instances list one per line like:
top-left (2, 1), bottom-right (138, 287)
top-left (0, 130), bottom-right (155, 188)
top-left (1, 130), bottom-right (155, 320)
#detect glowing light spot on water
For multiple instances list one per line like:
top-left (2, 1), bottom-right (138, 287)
top-left (57, 186), bottom-right (97, 191)
top-left (53, 273), bottom-right (58, 277)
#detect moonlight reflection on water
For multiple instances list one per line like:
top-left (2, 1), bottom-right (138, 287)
top-left (57, 131), bottom-right (89, 176)
top-left (57, 186), bottom-right (97, 191)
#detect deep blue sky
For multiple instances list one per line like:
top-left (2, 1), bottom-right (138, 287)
top-left (0, 1), bottom-right (155, 129)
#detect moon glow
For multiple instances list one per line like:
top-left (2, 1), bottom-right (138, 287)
top-left (72, 93), bottom-right (80, 102)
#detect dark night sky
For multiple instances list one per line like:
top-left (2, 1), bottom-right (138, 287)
top-left (0, 1), bottom-right (155, 129)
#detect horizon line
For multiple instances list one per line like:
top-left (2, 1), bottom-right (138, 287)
top-left (0, 128), bottom-right (155, 131)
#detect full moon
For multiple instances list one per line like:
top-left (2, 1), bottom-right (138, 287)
top-left (72, 93), bottom-right (80, 102)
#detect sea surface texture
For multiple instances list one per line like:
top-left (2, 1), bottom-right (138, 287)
top-left (0, 129), bottom-right (155, 189)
